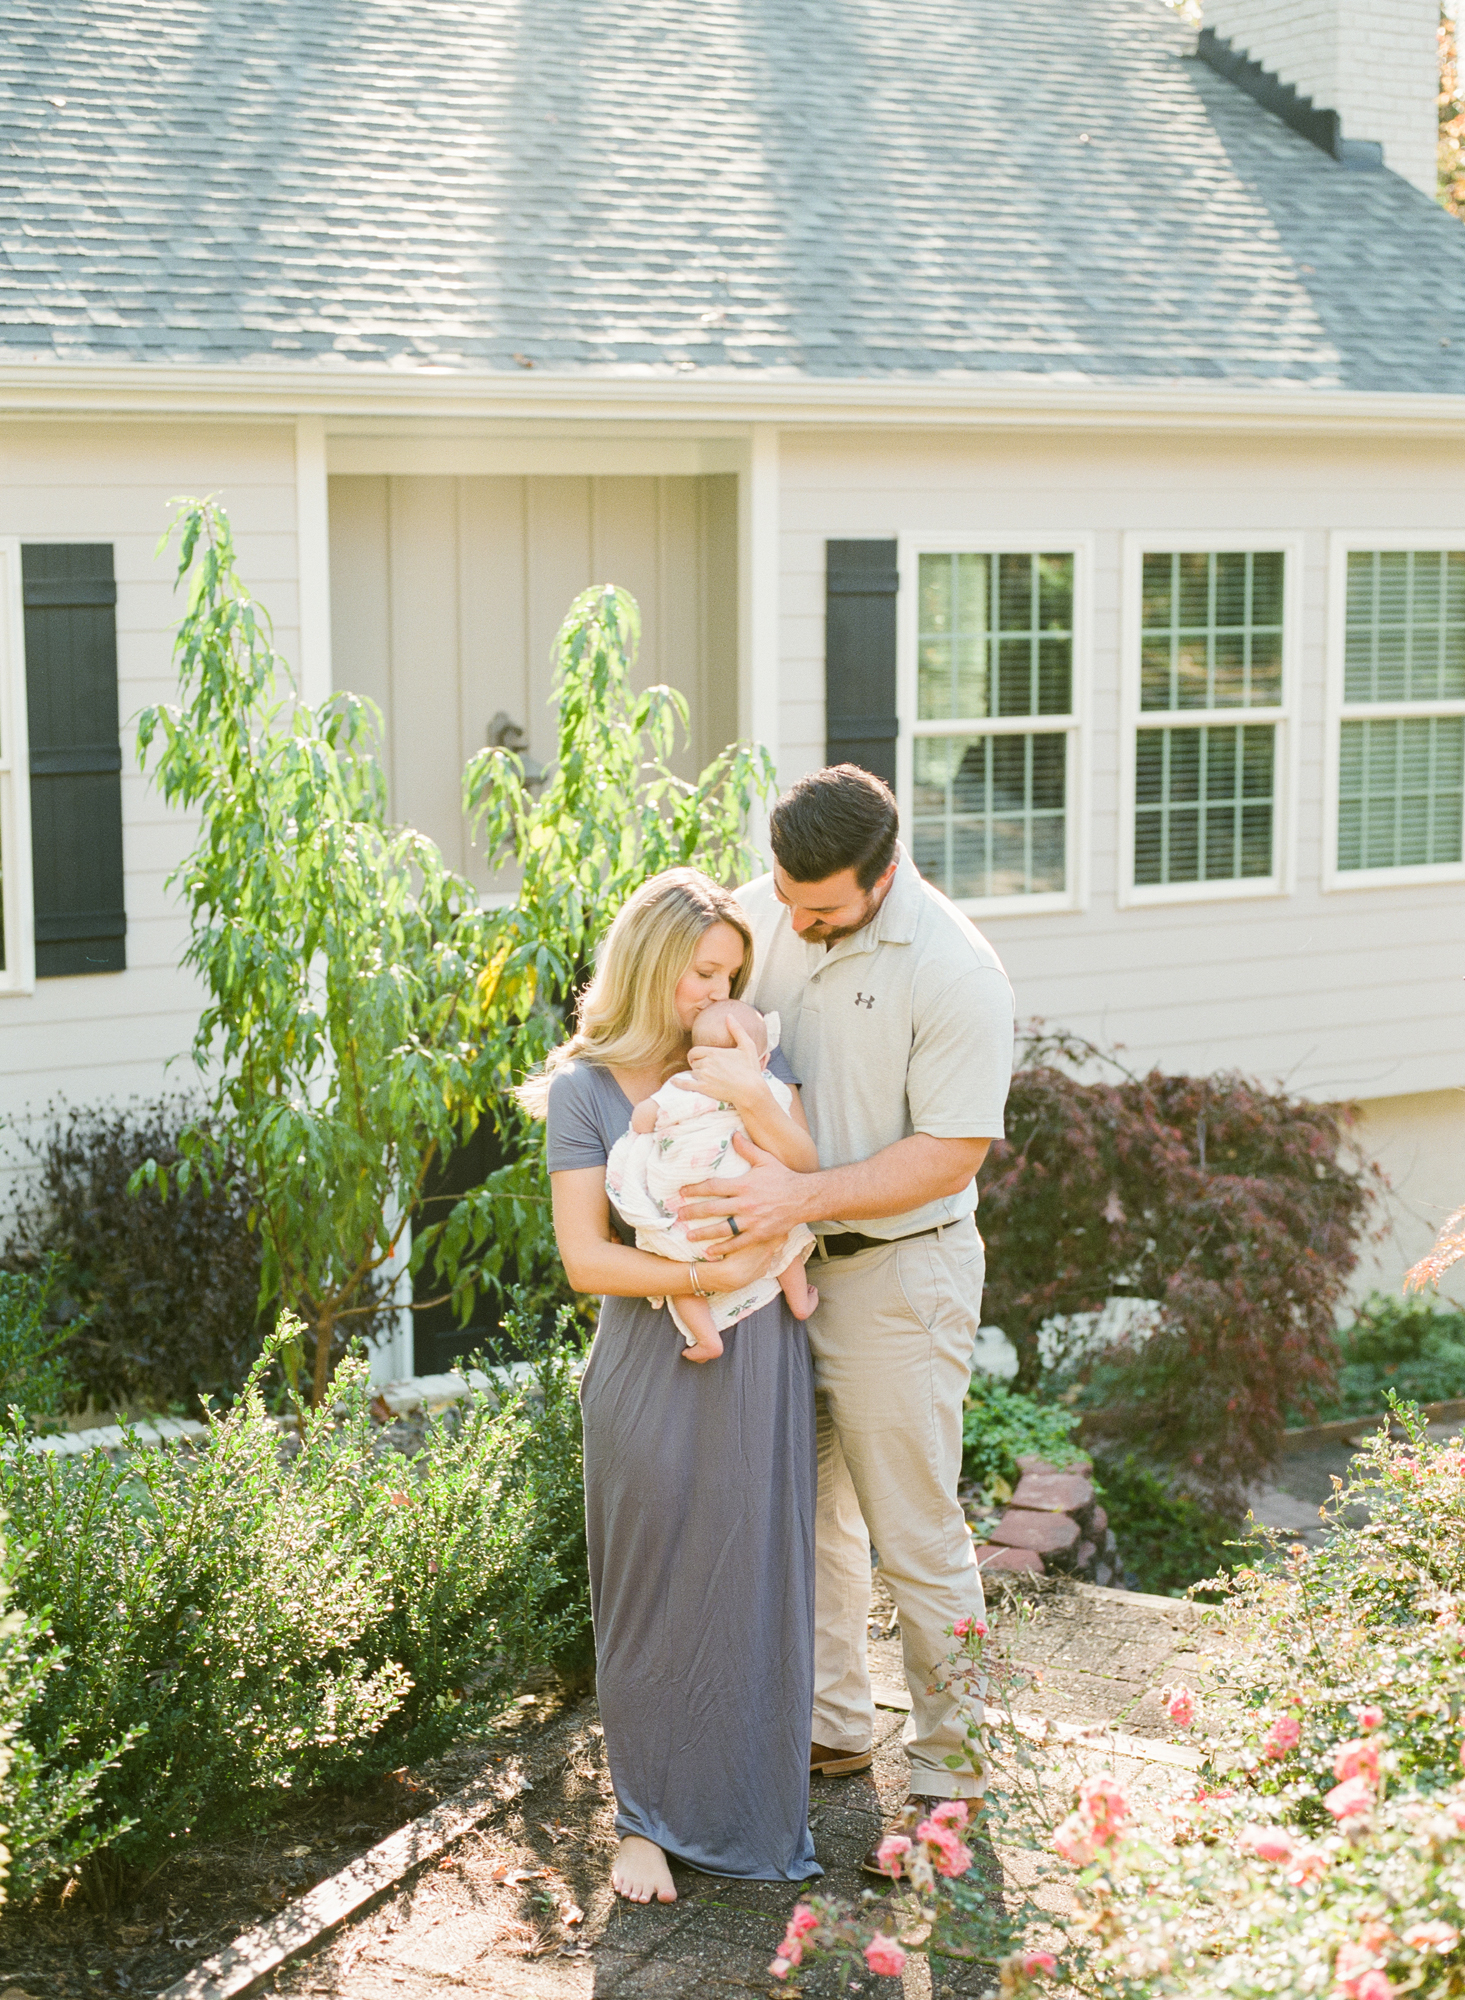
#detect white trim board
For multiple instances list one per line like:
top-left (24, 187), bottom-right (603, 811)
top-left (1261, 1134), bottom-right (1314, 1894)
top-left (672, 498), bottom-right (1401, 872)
top-left (1322, 530), bottom-right (1465, 895)
top-left (327, 435), bottom-right (746, 477)
top-left (0, 539), bottom-right (34, 995)
top-left (1117, 531), bottom-right (1305, 912)
top-left (895, 531), bottom-right (1094, 922)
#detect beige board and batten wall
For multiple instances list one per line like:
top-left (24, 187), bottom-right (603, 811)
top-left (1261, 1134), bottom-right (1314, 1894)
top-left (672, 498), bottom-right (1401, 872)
top-left (0, 419), bottom-right (302, 1187)
top-left (780, 424), bottom-right (1465, 1303)
top-left (327, 472), bottom-right (739, 888)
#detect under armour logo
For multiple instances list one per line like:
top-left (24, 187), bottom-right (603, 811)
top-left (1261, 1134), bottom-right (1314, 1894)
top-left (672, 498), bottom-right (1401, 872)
top-left (854, 992), bottom-right (875, 1010)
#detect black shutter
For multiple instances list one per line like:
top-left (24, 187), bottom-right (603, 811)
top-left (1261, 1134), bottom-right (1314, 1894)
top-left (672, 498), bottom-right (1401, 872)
top-left (825, 539), bottom-right (898, 788)
top-left (22, 544), bottom-right (126, 977)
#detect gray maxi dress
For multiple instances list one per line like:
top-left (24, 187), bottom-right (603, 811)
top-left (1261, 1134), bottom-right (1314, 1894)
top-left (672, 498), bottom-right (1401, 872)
top-left (546, 1058), bottom-right (820, 1882)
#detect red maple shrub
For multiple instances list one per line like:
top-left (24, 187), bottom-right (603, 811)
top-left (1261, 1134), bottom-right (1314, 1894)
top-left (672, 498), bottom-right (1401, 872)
top-left (977, 1035), bottom-right (1381, 1504)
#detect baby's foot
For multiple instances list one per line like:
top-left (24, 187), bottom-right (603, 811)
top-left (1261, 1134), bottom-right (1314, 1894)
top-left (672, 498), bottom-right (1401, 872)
top-left (612, 1834), bottom-right (677, 1903)
top-left (681, 1336), bottom-right (723, 1363)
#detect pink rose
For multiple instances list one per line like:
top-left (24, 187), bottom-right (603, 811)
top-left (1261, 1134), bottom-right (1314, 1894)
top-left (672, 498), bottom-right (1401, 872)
top-left (1335, 1942), bottom-right (1376, 1985)
top-left (1284, 1845), bottom-right (1328, 1884)
top-left (1079, 1774), bottom-right (1131, 1840)
top-left (864, 1936), bottom-right (907, 1977)
top-left (1325, 1775), bottom-right (1375, 1823)
top-left (1333, 1737), bottom-right (1380, 1785)
top-left (1262, 1715), bottom-right (1301, 1759)
top-left (1355, 1975), bottom-right (1395, 2000)
top-left (769, 1958), bottom-right (793, 1980)
top-left (1354, 1705), bottom-right (1384, 1732)
top-left (1052, 1813), bottom-right (1098, 1866)
top-left (1164, 1684), bottom-right (1196, 1728)
top-left (916, 1820), bottom-right (973, 1877)
top-left (874, 1834), bottom-right (912, 1878)
top-left (787, 1906), bottom-right (818, 1938)
top-left (927, 1799), bottom-right (970, 1830)
top-left (1022, 1952), bottom-right (1058, 1975)
top-left (1237, 1824), bottom-right (1295, 1863)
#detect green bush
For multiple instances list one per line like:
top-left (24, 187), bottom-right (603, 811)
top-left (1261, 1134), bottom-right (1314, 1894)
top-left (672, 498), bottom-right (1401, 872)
top-left (961, 1378), bottom-right (1084, 1495)
top-left (0, 1261), bottom-right (78, 1426)
top-left (2, 1100), bottom-right (269, 1412)
top-left (0, 1302), bottom-right (591, 1901)
top-left (1090, 1452), bottom-right (1246, 1599)
top-left (1302, 1292), bottom-right (1465, 1421)
top-left (0, 1518), bottom-right (129, 1905)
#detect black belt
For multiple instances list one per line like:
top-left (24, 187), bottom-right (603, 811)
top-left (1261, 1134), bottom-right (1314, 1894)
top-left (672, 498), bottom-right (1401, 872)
top-left (815, 1225), bottom-right (944, 1259)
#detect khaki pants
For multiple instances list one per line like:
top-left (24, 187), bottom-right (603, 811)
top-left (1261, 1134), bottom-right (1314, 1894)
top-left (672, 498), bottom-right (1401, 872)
top-left (809, 1216), bottom-right (987, 1797)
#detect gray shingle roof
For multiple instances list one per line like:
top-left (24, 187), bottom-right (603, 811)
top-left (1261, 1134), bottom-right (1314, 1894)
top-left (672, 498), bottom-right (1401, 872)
top-left (3, 0), bottom-right (1464, 390)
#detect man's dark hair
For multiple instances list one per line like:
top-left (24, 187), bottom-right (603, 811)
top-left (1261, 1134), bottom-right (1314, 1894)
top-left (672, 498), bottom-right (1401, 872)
top-left (768, 765), bottom-right (899, 889)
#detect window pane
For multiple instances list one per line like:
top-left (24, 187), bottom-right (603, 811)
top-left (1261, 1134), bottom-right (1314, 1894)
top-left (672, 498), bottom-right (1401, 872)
top-left (1337, 715), bottom-right (1465, 870)
top-left (1134, 724), bottom-right (1275, 884)
top-left (912, 732), bottom-right (1067, 900)
top-left (1140, 550), bottom-right (1286, 712)
top-left (916, 550), bottom-right (1072, 722)
top-left (1345, 551), bottom-right (1465, 703)
top-left (917, 552), bottom-right (990, 720)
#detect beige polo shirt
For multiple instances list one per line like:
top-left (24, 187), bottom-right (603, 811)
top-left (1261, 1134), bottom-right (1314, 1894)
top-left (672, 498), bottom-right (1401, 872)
top-left (736, 845), bottom-right (1015, 1239)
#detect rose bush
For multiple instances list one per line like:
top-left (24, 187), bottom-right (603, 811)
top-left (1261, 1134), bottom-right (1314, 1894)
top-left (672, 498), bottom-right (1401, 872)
top-left (777, 1405), bottom-right (1465, 1994)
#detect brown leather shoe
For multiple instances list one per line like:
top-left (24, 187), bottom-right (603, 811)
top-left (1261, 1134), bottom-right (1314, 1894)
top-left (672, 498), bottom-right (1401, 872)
top-left (861, 1794), bottom-right (951, 1878)
top-left (810, 1739), bottom-right (874, 1776)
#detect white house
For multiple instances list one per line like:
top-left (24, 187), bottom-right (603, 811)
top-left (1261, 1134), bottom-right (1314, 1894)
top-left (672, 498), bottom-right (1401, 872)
top-left (1, 0), bottom-right (1461, 1366)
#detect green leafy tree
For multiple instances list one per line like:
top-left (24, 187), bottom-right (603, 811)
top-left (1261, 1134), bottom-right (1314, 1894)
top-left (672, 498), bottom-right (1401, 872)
top-left (138, 502), bottom-right (773, 1395)
top-left (419, 582), bottom-right (776, 1324)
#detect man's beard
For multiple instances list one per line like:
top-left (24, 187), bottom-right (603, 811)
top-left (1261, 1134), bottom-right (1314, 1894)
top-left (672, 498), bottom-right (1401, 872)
top-left (799, 890), bottom-right (882, 945)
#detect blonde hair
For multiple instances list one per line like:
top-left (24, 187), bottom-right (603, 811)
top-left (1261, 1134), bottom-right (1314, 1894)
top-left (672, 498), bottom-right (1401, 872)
top-left (518, 868), bottom-right (753, 1117)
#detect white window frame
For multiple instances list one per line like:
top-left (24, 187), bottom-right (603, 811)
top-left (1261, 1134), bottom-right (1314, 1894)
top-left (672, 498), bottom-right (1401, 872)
top-left (1119, 531), bottom-right (1302, 910)
top-left (0, 539), bottom-right (34, 994)
top-left (895, 531), bottom-right (1092, 919)
top-left (1323, 530), bottom-right (1465, 893)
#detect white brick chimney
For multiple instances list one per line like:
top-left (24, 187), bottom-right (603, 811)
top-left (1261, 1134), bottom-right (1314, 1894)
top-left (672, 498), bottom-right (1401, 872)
top-left (1202, 0), bottom-right (1439, 198)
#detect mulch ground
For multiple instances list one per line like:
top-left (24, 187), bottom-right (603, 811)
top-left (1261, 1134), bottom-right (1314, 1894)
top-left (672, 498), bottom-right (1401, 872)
top-left (0, 1575), bottom-right (1224, 2000)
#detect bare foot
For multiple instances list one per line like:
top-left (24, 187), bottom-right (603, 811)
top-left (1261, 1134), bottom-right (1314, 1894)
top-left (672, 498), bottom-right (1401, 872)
top-left (612, 1834), bottom-right (677, 1903)
top-left (681, 1340), bottom-right (721, 1363)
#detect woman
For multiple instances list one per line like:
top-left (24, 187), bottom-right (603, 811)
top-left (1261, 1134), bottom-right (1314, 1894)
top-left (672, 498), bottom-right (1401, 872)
top-left (526, 868), bottom-right (821, 1905)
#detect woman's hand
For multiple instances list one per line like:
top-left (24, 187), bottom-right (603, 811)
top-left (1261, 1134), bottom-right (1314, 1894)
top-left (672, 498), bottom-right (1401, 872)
top-left (679, 1019), bottom-right (767, 1113)
top-left (696, 1237), bottom-right (782, 1293)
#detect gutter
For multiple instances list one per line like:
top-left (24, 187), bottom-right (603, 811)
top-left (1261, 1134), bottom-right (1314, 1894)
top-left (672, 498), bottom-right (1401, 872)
top-left (3, 363), bottom-right (1465, 434)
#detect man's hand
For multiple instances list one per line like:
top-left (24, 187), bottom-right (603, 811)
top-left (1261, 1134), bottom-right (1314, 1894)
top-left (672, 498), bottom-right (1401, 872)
top-left (676, 1135), bottom-right (814, 1254)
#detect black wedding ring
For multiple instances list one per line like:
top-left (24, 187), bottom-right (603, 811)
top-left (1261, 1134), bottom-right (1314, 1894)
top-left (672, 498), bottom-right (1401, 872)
top-left (727, 1216), bottom-right (742, 1237)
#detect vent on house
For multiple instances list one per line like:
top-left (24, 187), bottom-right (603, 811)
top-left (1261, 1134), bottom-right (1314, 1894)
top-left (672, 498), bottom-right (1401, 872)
top-left (1196, 26), bottom-right (1383, 170)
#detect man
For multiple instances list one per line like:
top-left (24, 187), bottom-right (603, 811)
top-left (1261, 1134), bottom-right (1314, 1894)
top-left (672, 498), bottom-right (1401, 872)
top-left (681, 763), bottom-right (1014, 1861)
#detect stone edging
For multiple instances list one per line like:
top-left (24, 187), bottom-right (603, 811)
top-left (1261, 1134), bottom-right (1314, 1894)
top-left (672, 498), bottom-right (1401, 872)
top-left (156, 1759), bottom-right (533, 2000)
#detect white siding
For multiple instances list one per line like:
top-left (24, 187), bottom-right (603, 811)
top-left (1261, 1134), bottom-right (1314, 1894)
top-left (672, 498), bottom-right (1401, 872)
top-left (1205, 0), bottom-right (1439, 197)
top-left (1352, 1088), bottom-right (1465, 1308)
top-left (779, 425), bottom-right (1465, 1105)
top-left (0, 420), bottom-right (301, 1174)
top-left (328, 473), bottom-right (739, 886)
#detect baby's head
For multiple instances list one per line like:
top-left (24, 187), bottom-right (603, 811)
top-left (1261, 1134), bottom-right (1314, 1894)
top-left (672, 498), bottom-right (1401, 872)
top-left (691, 998), bottom-right (768, 1058)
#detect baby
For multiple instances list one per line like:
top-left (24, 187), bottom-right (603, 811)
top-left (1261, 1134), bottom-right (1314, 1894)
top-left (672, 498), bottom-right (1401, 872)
top-left (605, 999), bottom-right (818, 1362)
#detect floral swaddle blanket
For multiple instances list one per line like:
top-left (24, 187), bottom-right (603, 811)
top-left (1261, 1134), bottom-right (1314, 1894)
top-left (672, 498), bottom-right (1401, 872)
top-left (605, 1062), bottom-right (816, 1340)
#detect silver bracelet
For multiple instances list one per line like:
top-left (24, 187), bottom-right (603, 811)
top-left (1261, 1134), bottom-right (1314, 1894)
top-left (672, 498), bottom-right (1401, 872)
top-left (689, 1264), bottom-right (709, 1298)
